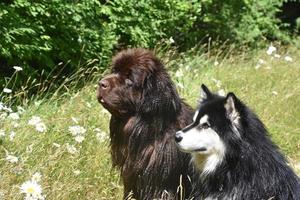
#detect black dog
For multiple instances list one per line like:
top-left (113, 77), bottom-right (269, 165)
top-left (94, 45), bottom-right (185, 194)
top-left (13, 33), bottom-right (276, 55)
top-left (176, 84), bottom-right (300, 199)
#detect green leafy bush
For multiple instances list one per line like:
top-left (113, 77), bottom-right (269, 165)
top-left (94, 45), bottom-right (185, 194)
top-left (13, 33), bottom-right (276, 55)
top-left (0, 0), bottom-right (117, 74)
top-left (0, 0), bottom-right (288, 96)
top-left (101, 0), bottom-right (201, 47)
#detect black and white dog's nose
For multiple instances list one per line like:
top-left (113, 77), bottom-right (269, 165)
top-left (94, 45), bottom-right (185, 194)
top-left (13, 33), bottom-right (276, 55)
top-left (175, 132), bottom-right (183, 143)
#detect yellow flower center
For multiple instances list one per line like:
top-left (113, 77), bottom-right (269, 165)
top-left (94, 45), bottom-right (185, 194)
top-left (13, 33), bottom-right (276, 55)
top-left (26, 187), bottom-right (35, 194)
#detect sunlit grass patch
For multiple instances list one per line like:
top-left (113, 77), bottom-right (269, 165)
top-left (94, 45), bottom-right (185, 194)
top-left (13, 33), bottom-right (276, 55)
top-left (0, 86), bottom-right (122, 199)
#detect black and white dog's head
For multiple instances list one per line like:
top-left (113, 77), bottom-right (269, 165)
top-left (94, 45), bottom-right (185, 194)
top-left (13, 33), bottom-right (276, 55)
top-left (175, 84), bottom-right (242, 175)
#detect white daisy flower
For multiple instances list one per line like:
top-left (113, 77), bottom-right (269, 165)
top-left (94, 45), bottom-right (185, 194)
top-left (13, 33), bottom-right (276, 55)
top-left (68, 125), bottom-right (86, 145)
top-left (28, 116), bottom-right (42, 126)
top-left (266, 45), bottom-right (276, 55)
top-left (96, 131), bottom-right (109, 142)
top-left (214, 61), bottom-right (219, 66)
top-left (28, 116), bottom-right (46, 132)
top-left (74, 135), bottom-right (85, 143)
top-left (9, 112), bottom-right (20, 120)
top-left (35, 123), bottom-right (47, 133)
top-left (66, 143), bottom-right (78, 154)
top-left (95, 129), bottom-right (109, 143)
top-left (13, 66), bottom-right (23, 71)
top-left (284, 56), bottom-right (293, 62)
top-left (3, 88), bottom-right (12, 94)
top-left (6, 154), bottom-right (19, 163)
top-left (73, 170), bottom-right (81, 176)
top-left (68, 125), bottom-right (86, 136)
top-left (20, 180), bottom-right (44, 199)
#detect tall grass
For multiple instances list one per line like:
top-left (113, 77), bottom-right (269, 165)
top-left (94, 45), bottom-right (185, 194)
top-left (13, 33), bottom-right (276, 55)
top-left (0, 45), bottom-right (299, 199)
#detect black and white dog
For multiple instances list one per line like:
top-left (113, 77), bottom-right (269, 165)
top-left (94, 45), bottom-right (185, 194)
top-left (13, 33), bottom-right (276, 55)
top-left (175, 84), bottom-right (300, 200)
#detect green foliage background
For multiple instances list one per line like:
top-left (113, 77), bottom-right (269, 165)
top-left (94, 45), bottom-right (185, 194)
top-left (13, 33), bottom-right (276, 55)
top-left (0, 0), bottom-right (289, 90)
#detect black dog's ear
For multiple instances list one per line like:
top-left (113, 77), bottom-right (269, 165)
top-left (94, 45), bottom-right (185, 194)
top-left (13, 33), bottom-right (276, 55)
top-left (200, 84), bottom-right (212, 102)
top-left (224, 92), bottom-right (240, 124)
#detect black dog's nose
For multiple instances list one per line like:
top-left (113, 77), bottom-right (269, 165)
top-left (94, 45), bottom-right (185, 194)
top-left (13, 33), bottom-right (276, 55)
top-left (175, 132), bottom-right (183, 143)
top-left (99, 79), bottom-right (109, 90)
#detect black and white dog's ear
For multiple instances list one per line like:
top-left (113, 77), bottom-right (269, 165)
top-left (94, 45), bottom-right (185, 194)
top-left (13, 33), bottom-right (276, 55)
top-left (200, 84), bottom-right (212, 102)
top-left (225, 93), bottom-right (240, 124)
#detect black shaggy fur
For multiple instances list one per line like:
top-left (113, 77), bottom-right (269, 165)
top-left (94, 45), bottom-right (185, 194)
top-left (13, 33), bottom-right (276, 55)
top-left (186, 85), bottom-right (300, 200)
top-left (97, 48), bottom-right (195, 199)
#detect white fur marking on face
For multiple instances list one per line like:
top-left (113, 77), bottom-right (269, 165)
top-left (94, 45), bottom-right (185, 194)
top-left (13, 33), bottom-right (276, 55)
top-left (191, 130), bottom-right (226, 176)
top-left (177, 113), bottom-right (225, 175)
top-left (193, 110), bottom-right (199, 122)
top-left (199, 114), bottom-right (209, 125)
top-left (178, 111), bottom-right (226, 175)
top-left (177, 117), bottom-right (225, 175)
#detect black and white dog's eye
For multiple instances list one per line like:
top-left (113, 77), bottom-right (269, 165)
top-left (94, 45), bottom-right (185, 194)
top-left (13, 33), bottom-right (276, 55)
top-left (201, 122), bottom-right (210, 129)
top-left (125, 79), bottom-right (133, 87)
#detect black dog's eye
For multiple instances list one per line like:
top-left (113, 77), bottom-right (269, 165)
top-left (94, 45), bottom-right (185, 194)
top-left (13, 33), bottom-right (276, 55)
top-left (201, 122), bottom-right (210, 129)
top-left (125, 79), bottom-right (133, 87)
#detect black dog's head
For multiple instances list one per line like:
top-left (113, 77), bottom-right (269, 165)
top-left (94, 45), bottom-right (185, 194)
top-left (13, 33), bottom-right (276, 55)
top-left (97, 48), bottom-right (181, 119)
